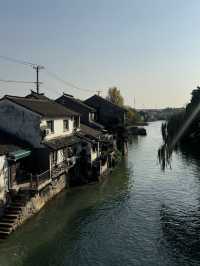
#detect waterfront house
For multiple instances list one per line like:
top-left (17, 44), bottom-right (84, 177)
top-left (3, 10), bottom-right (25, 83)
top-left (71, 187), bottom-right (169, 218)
top-left (84, 95), bottom-right (128, 154)
top-left (56, 93), bottom-right (104, 130)
top-left (56, 93), bottom-right (116, 179)
top-left (75, 124), bottom-right (115, 182)
top-left (0, 93), bottom-right (82, 192)
top-left (0, 130), bottom-right (32, 209)
top-left (84, 94), bottom-right (127, 129)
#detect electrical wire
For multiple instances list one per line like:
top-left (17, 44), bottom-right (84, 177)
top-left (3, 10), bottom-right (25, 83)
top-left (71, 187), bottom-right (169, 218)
top-left (0, 55), bottom-right (36, 67)
top-left (45, 69), bottom-right (94, 93)
top-left (0, 55), bottom-right (99, 94)
top-left (0, 79), bottom-right (38, 84)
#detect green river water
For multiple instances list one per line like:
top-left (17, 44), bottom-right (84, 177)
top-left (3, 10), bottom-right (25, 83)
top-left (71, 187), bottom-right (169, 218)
top-left (1, 121), bottom-right (200, 266)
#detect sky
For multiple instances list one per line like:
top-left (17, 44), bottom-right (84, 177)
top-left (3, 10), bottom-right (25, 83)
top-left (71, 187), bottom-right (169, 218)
top-left (1, 0), bottom-right (200, 108)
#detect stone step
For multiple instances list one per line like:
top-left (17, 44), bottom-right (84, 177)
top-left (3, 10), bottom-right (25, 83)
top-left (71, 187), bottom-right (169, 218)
top-left (0, 227), bottom-right (12, 233)
top-left (11, 202), bottom-right (25, 207)
top-left (0, 230), bottom-right (11, 235)
top-left (3, 213), bottom-right (19, 218)
top-left (0, 222), bottom-right (14, 227)
top-left (7, 206), bottom-right (23, 210)
top-left (12, 198), bottom-right (27, 204)
top-left (0, 214), bottom-right (16, 222)
top-left (5, 207), bottom-right (22, 213)
top-left (4, 211), bottom-right (21, 216)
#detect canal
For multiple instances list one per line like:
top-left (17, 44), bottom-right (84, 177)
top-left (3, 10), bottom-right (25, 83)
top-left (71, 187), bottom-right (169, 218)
top-left (1, 121), bottom-right (200, 266)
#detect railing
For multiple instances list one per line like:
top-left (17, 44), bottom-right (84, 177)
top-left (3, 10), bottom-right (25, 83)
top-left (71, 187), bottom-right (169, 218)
top-left (51, 157), bottom-right (76, 179)
top-left (14, 158), bottom-right (77, 191)
top-left (30, 170), bottom-right (51, 190)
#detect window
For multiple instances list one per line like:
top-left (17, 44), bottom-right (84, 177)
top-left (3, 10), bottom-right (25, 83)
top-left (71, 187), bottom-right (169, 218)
top-left (89, 112), bottom-right (95, 121)
top-left (47, 120), bottom-right (54, 133)
top-left (63, 120), bottom-right (69, 131)
top-left (52, 151), bottom-right (57, 165)
top-left (73, 116), bottom-right (80, 129)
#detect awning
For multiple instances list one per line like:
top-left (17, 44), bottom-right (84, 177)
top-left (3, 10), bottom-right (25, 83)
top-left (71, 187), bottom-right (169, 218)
top-left (8, 149), bottom-right (31, 161)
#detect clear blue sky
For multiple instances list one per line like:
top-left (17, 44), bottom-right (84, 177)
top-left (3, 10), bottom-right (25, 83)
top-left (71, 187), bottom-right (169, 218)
top-left (1, 0), bottom-right (200, 108)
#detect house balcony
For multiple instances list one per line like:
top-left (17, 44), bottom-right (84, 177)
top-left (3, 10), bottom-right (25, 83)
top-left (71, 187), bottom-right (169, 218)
top-left (51, 157), bottom-right (76, 179)
top-left (11, 170), bottom-right (51, 192)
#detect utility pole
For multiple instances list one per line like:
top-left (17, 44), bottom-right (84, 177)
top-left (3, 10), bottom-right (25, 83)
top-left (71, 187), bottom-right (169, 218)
top-left (33, 65), bottom-right (44, 94)
top-left (96, 90), bottom-right (102, 96)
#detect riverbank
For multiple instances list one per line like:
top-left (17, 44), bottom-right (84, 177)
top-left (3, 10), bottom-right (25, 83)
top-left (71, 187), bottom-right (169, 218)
top-left (1, 122), bottom-right (200, 266)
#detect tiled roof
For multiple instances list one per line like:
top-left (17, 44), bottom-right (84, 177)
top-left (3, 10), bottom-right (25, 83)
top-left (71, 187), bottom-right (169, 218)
top-left (84, 94), bottom-right (128, 112)
top-left (25, 90), bottom-right (49, 100)
top-left (82, 120), bottom-right (104, 130)
top-left (56, 94), bottom-right (96, 116)
top-left (43, 135), bottom-right (81, 150)
top-left (79, 124), bottom-right (103, 139)
top-left (0, 130), bottom-right (29, 155)
top-left (3, 95), bottom-right (79, 118)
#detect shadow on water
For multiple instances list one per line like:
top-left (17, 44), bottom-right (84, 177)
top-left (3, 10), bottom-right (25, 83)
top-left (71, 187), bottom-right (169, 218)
top-left (160, 203), bottom-right (200, 261)
top-left (159, 144), bottom-right (200, 264)
top-left (0, 159), bottom-right (133, 266)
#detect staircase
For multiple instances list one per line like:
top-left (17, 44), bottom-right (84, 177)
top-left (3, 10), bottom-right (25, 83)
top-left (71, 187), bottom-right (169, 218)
top-left (0, 191), bottom-right (29, 239)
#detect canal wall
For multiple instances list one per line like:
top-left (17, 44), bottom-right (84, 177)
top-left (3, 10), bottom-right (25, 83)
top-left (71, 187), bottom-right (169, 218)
top-left (13, 173), bottom-right (68, 231)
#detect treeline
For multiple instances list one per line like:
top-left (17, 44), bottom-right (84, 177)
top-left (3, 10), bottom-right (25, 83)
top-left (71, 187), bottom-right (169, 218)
top-left (106, 87), bottom-right (142, 125)
top-left (163, 87), bottom-right (200, 144)
top-left (158, 87), bottom-right (200, 169)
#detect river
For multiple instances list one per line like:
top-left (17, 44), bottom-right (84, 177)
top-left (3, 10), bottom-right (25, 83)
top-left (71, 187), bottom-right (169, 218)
top-left (1, 121), bottom-right (200, 266)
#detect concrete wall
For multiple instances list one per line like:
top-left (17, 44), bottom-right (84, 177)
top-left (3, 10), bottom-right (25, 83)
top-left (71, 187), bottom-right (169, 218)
top-left (41, 117), bottom-right (75, 141)
top-left (0, 99), bottom-right (42, 147)
top-left (0, 155), bottom-right (8, 204)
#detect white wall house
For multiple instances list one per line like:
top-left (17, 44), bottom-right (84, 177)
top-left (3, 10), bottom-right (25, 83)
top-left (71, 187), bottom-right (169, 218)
top-left (41, 116), bottom-right (80, 142)
top-left (0, 95), bottom-right (82, 184)
top-left (0, 96), bottom-right (80, 148)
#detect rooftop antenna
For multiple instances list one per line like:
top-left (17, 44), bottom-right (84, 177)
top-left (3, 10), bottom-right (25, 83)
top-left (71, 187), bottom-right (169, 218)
top-left (33, 65), bottom-right (44, 94)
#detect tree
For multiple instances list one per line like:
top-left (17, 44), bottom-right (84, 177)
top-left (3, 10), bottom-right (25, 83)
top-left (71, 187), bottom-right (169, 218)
top-left (125, 106), bottom-right (141, 124)
top-left (106, 87), bottom-right (124, 107)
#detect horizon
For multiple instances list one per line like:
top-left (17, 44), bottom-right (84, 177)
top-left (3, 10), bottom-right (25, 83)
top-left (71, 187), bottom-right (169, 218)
top-left (1, 0), bottom-right (200, 108)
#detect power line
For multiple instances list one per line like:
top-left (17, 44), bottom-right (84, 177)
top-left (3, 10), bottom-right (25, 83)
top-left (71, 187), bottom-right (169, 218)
top-left (33, 65), bottom-right (44, 94)
top-left (0, 79), bottom-right (38, 84)
top-left (45, 69), bottom-right (94, 93)
top-left (0, 55), bottom-right (100, 95)
top-left (0, 55), bottom-right (36, 67)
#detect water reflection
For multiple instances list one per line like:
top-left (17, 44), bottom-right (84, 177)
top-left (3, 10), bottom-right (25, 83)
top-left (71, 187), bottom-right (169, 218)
top-left (160, 203), bottom-right (200, 261)
top-left (2, 122), bottom-right (200, 266)
top-left (0, 160), bottom-right (133, 266)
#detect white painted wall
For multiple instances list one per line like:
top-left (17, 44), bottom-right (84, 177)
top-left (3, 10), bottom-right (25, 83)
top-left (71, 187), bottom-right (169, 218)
top-left (84, 142), bottom-right (98, 162)
top-left (57, 149), bottom-right (64, 164)
top-left (0, 99), bottom-right (42, 147)
top-left (91, 149), bottom-right (98, 162)
top-left (41, 117), bottom-right (75, 141)
top-left (0, 155), bottom-right (8, 204)
top-left (101, 160), bottom-right (108, 174)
